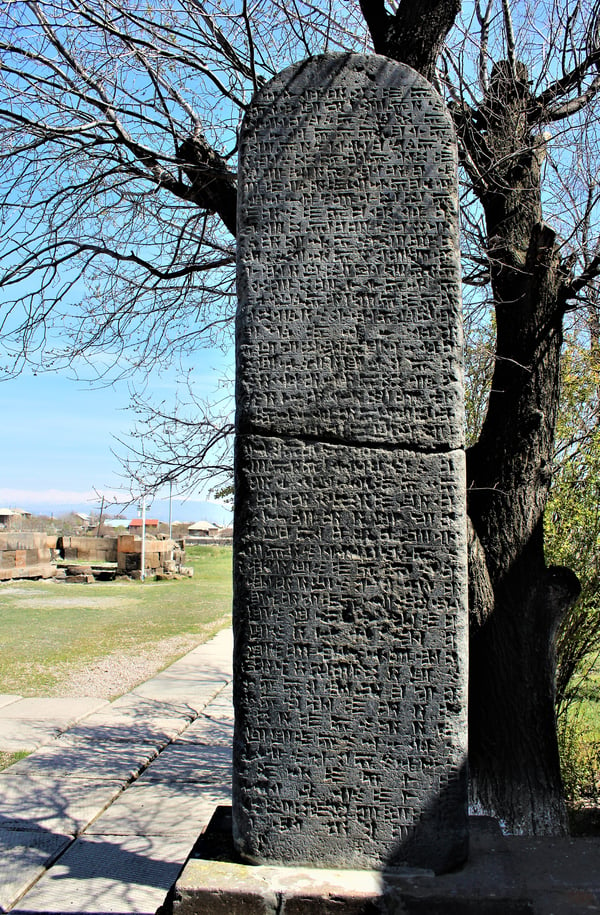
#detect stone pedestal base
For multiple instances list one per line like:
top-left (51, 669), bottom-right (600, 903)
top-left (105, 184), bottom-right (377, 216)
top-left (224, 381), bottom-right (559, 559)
top-left (171, 809), bottom-right (600, 915)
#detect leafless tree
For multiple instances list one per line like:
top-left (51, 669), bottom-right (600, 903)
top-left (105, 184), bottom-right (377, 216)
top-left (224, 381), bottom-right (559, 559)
top-left (115, 371), bottom-right (235, 497)
top-left (2, 0), bottom-right (600, 834)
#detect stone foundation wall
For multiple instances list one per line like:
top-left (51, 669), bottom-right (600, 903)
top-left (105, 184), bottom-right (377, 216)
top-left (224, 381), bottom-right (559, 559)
top-left (0, 533), bottom-right (184, 582)
top-left (58, 536), bottom-right (118, 562)
top-left (0, 532), bottom-right (55, 580)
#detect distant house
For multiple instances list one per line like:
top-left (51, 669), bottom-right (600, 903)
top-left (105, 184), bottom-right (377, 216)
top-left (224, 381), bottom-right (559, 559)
top-left (128, 518), bottom-right (159, 533)
top-left (213, 526), bottom-right (233, 540)
top-left (188, 520), bottom-right (218, 535)
top-left (0, 508), bottom-right (32, 529)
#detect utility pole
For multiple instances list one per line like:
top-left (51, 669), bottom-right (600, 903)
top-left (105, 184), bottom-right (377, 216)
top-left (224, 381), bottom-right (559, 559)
top-left (140, 495), bottom-right (146, 582)
top-left (97, 495), bottom-right (105, 536)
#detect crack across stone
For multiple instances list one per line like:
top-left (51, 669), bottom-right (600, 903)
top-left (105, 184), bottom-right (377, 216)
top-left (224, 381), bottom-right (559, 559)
top-left (237, 423), bottom-right (459, 455)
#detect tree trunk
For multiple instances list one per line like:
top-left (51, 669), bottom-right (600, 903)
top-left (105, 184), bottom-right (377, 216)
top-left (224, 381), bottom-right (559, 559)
top-left (462, 63), bottom-right (580, 833)
top-left (359, 0), bottom-right (460, 82)
top-left (469, 555), bottom-right (580, 832)
top-left (362, 7), bottom-right (584, 831)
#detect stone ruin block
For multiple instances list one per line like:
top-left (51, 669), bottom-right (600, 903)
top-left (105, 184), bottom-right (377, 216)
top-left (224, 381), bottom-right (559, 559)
top-left (146, 552), bottom-right (161, 570)
top-left (117, 535), bottom-right (138, 553)
top-left (234, 53), bottom-right (468, 874)
top-left (118, 552), bottom-right (140, 574)
top-left (0, 532), bottom-right (47, 551)
top-left (115, 536), bottom-right (177, 575)
top-left (0, 530), bottom-right (56, 579)
top-left (59, 536), bottom-right (118, 562)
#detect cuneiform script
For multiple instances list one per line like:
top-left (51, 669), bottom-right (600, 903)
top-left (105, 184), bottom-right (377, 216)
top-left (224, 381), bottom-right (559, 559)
top-left (236, 54), bottom-right (463, 450)
top-left (233, 53), bottom-right (469, 874)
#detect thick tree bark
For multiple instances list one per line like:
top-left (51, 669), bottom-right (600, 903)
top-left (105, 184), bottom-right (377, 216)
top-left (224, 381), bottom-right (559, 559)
top-left (359, 0), bottom-right (460, 82)
top-left (458, 62), bottom-right (580, 833)
top-left (361, 12), bottom-right (582, 833)
top-left (176, 134), bottom-right (238, 236)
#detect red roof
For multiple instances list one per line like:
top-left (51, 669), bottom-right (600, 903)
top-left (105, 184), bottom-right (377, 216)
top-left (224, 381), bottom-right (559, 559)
top-left (128, 518), bottom-right (159, 528)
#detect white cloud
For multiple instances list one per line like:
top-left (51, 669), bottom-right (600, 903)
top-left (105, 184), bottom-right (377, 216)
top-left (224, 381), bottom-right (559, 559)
top-left (0, 487), bottom-right (126, 505)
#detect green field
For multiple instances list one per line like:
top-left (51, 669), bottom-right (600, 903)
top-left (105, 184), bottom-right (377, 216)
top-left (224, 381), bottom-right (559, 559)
top-left (0, 545), bottom-right (232, 697)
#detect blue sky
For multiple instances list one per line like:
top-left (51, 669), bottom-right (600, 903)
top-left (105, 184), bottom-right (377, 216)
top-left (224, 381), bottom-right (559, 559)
top-left (0, 350), bottom-right (235, 525)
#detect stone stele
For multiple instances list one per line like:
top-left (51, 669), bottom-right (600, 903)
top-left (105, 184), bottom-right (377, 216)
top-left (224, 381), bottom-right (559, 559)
top-left (233, 52), bottom-right (468, 875)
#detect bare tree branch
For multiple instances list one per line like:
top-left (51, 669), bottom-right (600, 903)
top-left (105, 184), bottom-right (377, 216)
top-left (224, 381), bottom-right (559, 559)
top-left (475, 0), bottom-right (493, 93)
top-left (500, 0), bottom-right (516, 79)
top-left (562, 252), bottom-right (600, 302)
top-left (531, 52), bottom-right (600, 121)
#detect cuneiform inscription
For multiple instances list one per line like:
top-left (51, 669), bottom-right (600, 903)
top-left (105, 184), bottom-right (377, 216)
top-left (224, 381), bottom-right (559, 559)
top-left (233, 434), bottom-right (468, 870)
top-left (237, 54), bottom-right (463, 449)
top-left (234, 53), bottom-right (468, 874)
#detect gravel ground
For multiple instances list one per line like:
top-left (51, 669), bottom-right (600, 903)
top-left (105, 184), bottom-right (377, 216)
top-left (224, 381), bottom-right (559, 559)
top-left (51, 627), bottom-right (226, 700)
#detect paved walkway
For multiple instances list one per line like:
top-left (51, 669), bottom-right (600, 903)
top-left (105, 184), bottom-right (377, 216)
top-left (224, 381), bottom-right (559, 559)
top-left (0, 628), bottom-right (233, 914)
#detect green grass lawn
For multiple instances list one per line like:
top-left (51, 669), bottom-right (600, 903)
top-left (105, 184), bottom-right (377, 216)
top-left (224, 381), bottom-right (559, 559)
top-left (0, 545), bottom-right (232, 697)
top-left (0, 750), bottom-right (29, 772)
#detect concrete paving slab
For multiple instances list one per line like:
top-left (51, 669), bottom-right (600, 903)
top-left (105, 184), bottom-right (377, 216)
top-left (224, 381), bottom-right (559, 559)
top-left (138, 743), bottom-right (232, 784)
top-left (5, 737), bottom-right (159, 782)
top-left (0, 721), bottom-right (63, 752)
top-left (60, 718), bottom-right (182, 750)
top-left (91, 695), bottom-right (192, 721)
top-left (175, 716), bottom-right (233, 747)
top-left (202, 684), bottom-right (233, 722)
top-left (86, 781), bottom-right (231, 837)
top-left (0, 629), bottom-right (235, 914)
top-left (130, 678), bottom-right (228, 713)
top-left (108, 694), bottom-right (195, 721)
top-left (9, 834), bottom-right (194, 914)
top-left (0, 828), bottom-right (71, 913)
top-left (155, 644), bottom-right (229, 663)
top-left (0, 776), bottom-right (124, 836)
top-left (137, 642), bottom-right (232, 691)
top-left (0, 698), bottom-right (111, 751)
top-left (0, 698), bottom-right (109, 721)
top-left (183, 628), bottom-right (232, 662)
top-left (147, 661), bottom-right (224, 679)
top-left (0, 694), bottom-right (22, 710)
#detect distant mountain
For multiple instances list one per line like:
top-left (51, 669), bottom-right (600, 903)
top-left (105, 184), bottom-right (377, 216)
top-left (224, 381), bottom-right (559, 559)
top-left (3, 494), bottom-right (233, 527)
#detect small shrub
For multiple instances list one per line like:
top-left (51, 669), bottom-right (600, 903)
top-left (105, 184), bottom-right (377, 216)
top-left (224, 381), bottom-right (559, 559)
top-left (559, 702), bottom-right (600, 809)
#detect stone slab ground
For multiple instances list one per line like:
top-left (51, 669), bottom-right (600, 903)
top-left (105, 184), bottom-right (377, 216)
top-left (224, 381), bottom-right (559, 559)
top-left (0, 628), bottom-right (233, 915)
top-left (0, 698), bottom-right (110, 753)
